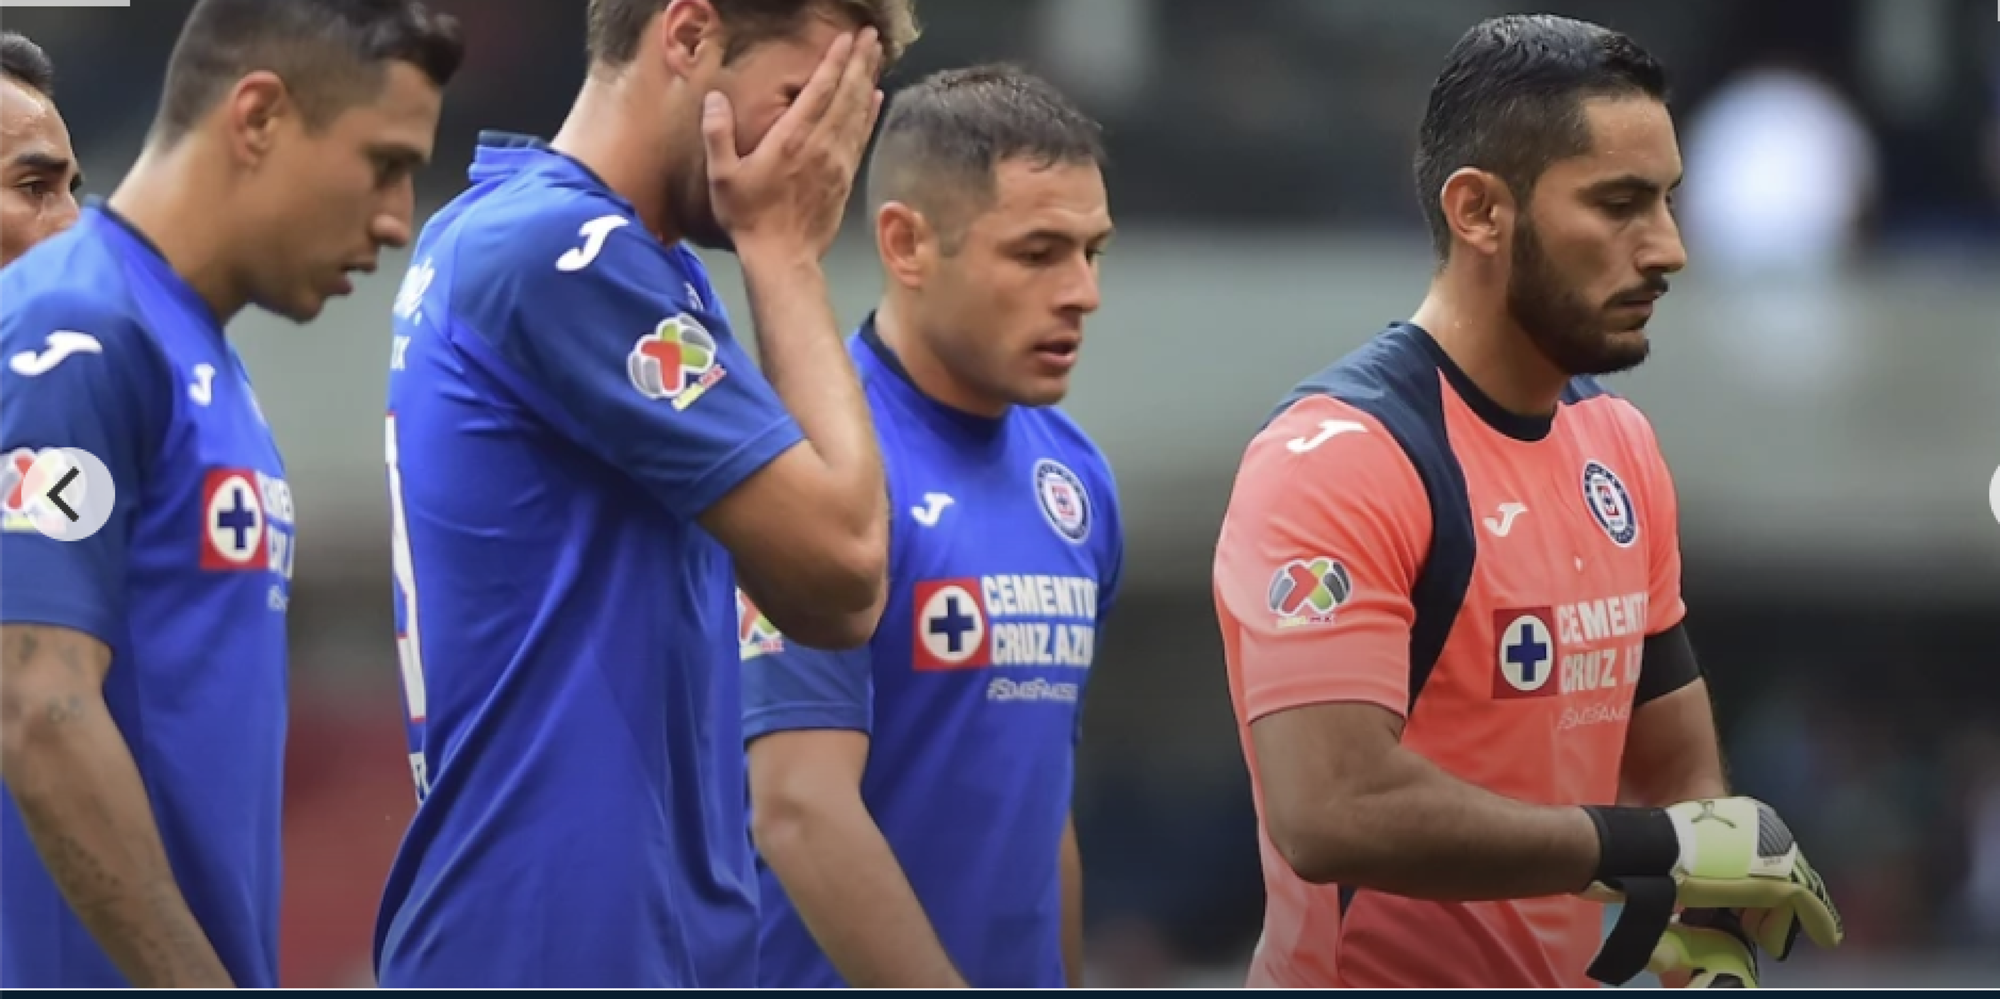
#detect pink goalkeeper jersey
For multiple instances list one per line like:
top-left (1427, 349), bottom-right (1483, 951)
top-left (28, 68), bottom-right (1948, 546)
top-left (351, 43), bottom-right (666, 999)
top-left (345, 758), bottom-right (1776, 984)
top-left (1213, 323), bottom-right (1686, 988)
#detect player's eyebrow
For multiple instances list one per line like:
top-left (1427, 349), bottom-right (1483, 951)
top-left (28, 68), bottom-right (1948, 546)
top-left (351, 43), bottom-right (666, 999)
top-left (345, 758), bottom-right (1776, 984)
top-left (1584, 173), bottom-right (1682, 198)
top-left (10, 150), bottom-right (71, 177)
top-left (370, 143), bottom-right (432, 171)
top-left (1011, 225), bottom-right (1117, 248)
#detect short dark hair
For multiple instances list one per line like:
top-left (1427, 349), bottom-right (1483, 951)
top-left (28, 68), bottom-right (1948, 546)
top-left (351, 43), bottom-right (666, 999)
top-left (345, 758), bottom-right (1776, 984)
top-left (865, 63), bottom-right (1106, 253)
top-left (0, 31), bottom-right (57, 97)
top-left (153, 0), bottom-right (464, 145)
top-left (1414, 14), bottom-right (1668, 259)
top-left (587, 0), bottom-right (919, 71)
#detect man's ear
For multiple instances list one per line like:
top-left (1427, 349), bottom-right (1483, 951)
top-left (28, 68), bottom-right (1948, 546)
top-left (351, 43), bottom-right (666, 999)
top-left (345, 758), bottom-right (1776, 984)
top-left (875, 200), bottom-right (933, 289)
top-left (658, 0), bottom-right (722, 79)
top-left (1439, 167), bottom-right (1514, 259)
top-left (223, 70), bottom-right (292, 168)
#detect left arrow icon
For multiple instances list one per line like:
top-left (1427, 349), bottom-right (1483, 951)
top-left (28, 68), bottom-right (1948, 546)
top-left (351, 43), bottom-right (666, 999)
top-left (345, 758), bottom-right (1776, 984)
top-left (44, 467), bottom-right (80, 522)
top-left (17, 449), bottom-right (116, 542)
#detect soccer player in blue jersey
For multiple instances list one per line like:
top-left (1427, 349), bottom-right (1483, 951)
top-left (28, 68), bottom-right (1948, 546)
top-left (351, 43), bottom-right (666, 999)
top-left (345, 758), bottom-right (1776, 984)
top-left (739, 64), bottom-right (1120, 988)
top-left (375, 0), bottom-right (919, 988)
top-left (0, 0), bottom-right (461, 988)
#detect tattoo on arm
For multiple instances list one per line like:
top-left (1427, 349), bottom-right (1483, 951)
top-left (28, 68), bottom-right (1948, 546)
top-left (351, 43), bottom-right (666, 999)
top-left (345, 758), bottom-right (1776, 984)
top-left (1, 625), bottom-right (233, 987)
top-left (15, 628), bottom-right (40, 668)
top-left (46, 638), bottom-right (90, 724)
top-left (5, 629), bottom-right (92, 727)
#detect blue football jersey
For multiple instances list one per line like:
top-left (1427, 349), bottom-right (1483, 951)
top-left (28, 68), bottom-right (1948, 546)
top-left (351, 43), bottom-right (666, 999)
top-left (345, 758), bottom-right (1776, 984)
top-left (0, 206), bottom-right (293, 988)
top-left (741, 319), bottom-right (1123, 988)
top-left (375, 133), bottom-right (805, 987)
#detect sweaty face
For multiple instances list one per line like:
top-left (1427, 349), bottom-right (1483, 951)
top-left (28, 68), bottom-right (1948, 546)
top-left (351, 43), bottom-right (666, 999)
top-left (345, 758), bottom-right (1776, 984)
top-left (1505, 96), bottom-right (1687, 376)
top-left (674, 14), bottom-right (855, 251)
top-left (0, 78), bottom-right (81, 268)
top-left (240, 63), bottom-right (441, 322)
top-left (920, 159), bottom-right (1112, 413)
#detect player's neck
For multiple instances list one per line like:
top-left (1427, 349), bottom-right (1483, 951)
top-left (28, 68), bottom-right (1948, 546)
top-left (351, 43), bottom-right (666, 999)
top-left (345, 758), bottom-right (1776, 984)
top-left (107, 143), bottom-right (248, 325)
top-left (874, 297), bottom-right (1009, 420)
top-left (1411, 280), bottom-right (1569, 420)
top-left (550, 75), bottom-right (684, 246)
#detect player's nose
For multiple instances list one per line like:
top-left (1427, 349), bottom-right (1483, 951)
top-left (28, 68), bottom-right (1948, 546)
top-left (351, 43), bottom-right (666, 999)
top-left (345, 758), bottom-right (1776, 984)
top-left (1060, 252), bottom-right (1102, 314)
top-left (373, 180), bottom-right (417, 250)
top-left (373, 210), bottom-right (413, 251)
top-left (1637, 215), bottom-right (1687, 275)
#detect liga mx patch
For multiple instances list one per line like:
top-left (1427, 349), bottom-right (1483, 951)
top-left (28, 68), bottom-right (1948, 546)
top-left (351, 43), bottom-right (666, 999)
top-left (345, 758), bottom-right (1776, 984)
top-left (736, 589), bottom-right (785, 661)
top-left (1581, 460), bottom-right (1638, 548)
top-left (1033, 458), bottom-right (1091, 543)
top-left (913, 579), bottom-right (990, 671)
top-left (1267, 556), bottom-right (1351, 628)
top-left (1492, 608), bottom-right (1560, 700)
top-left (2, 448), bottom-right (49, 532)
top-left (627, 313), bottom-right (726, 410)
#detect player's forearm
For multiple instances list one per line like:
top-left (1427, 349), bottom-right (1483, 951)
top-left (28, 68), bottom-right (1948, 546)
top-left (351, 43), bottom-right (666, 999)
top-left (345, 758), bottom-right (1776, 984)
top-left (1060, 816), bottom-right (1084, 988)
top-left (1275, 745), bottom-right (1601, 901)
top-left (737, 249), bottom-right (887, 538)
top-left (753, 791), bottom-right (966, 988)
top-left (0, 631), bottom-right (232, 987)
top-left (1620, 680), bottom-right (1730, 806)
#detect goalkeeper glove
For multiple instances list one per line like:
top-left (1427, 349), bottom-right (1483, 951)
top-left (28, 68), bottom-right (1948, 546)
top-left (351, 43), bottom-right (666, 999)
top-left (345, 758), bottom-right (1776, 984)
top-left (1579, 797), bottom-right (1842, 983)
top-left (1650, 908), bottom-right (1758, 988)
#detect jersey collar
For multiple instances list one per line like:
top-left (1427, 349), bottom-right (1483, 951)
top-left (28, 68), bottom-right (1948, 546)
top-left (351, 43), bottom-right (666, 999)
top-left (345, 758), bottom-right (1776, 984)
top-left (1400, 321), bottom-right (1558, 443)
top-left (88, 198), bottom-right (229, 339)
top-left (469, 131), bottom-right (626, 208)
top-left (857, 312), bottom-right (1008, 443)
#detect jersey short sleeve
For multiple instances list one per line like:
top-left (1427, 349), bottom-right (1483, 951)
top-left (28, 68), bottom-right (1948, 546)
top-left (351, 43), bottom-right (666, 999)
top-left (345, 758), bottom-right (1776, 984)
top-left (1095, 470), bottom-right (1125, 626)
top-left (1214, 396), bottom-right (1431, 722)
top-left (469, 205), bottom-right (805, 522)
top-left (1081, 467), bottom-right (1123, 747)
top-left (0, 287), bottom-right (167, 645)
top-left (738, 587), bottom-right (873, 741)
top-left (1632, 415), bottom-right (1686, 636)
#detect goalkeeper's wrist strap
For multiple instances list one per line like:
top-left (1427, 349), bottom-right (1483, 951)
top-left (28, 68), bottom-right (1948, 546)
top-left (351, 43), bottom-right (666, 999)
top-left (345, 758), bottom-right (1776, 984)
top-left (1586, 805), bottom-right (1681, 877)
top-left (1582, 805), bottom-right (1682, 986)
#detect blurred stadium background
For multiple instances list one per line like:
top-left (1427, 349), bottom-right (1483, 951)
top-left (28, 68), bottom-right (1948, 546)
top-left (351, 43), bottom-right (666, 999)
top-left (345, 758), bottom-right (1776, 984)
top-left (7, 0), bottom-right (1999, 986)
